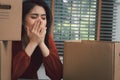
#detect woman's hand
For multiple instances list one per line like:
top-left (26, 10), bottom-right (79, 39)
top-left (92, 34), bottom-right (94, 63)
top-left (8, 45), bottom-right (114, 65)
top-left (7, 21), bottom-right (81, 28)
top-left (26, 19), bottom-right (47, 45)
top-left (25, 19), bottom-right (47, 57)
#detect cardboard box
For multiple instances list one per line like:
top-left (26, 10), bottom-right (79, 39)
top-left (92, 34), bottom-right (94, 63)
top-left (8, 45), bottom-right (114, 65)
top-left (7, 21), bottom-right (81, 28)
top-left (0, 0), bottom-right (22, 40)
top-left (63, 40), bottom-right (120, 80)
top-left (0, 41), bottom-right (12, 80)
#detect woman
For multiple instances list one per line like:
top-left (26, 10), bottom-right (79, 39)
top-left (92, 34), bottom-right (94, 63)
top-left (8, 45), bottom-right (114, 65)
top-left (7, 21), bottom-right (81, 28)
top-left (11, 0), bottom-right (63, 80)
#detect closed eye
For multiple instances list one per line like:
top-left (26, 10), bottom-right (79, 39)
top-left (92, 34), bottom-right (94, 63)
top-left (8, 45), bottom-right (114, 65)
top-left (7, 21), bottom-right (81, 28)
top-left (30, 13), bottom-right (39, 19)
top-left (41, 14), bottom-right (46, 20)
top-left (42, 17), bottom-right (46, 20)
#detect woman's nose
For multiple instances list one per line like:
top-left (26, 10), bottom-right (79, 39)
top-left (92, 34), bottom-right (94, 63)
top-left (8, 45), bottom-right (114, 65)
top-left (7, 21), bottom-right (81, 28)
top-left (36, 18), bottom-right (41, 23)
top-left (38, 16), bottom-right (42, 21)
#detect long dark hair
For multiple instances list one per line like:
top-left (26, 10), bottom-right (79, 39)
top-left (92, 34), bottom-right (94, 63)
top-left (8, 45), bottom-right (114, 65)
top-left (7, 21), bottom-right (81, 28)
top-left (22, 0), bottom-right (52, 48)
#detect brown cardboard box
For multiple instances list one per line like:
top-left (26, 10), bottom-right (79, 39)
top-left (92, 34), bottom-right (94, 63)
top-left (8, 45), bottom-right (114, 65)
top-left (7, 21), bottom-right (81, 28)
top-left (0, 41), bottom-right (12, 80)
top-left (63, 40), bottom-right (120, 80)
top-left (0, 0), bottom-right (22, 40)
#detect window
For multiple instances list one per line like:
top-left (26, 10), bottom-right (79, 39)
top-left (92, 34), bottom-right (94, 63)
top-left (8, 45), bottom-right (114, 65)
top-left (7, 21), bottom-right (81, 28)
top-left (54, 0), bottom-right (97, 55)
top-left (45, 0), bottom-right (117, 55)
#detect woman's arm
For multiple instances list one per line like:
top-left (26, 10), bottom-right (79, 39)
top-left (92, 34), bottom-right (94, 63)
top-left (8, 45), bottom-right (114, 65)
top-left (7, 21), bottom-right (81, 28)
top-left (12, 50), bottom-right (30, 80)
top-left (42, 35), bottom-right (63, 80)
top-left (11, 41), bottom-right (31, 80)
top-left (12, 40), bottom-right (38, 80)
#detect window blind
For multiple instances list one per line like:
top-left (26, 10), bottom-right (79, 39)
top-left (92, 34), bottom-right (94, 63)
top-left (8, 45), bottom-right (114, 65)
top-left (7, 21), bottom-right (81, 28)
top-left (100, 0), bottom-right (117, 41)
top-left (54, 0), bottom-right (97, 55)
top-left (44, 0), bottom-right (117, 55)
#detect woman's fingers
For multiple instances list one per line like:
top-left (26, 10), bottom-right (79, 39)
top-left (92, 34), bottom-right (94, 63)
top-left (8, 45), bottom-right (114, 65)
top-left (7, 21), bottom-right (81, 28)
top-left (41, 27), bottom-right (47, 33)
top-left (37, 20), bottom-right (42, 32)
top-left (32, 20), bottom-right (40, 32)
top-left (26, 19), bottom-right (46, 44)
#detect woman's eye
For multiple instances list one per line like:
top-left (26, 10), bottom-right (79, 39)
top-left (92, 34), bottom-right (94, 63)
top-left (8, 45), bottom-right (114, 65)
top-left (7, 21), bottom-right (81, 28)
top-left (31, 16), bottom-right (37, 19)
top-left (42, 17), bottom-right (46, 20)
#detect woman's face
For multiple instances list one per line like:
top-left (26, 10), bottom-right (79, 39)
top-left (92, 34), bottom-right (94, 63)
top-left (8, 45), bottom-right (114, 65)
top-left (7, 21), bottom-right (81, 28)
top-left (24, 5), bottom-right (47, 30)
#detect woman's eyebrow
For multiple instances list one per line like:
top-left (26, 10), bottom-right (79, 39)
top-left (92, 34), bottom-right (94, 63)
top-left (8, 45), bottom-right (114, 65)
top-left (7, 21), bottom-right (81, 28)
top-left (29, 13), bottom-right (46, 16)
top-left (29, 13), bottom-right (38, 16)
top-left (41, 14), bottom-right (46, 16)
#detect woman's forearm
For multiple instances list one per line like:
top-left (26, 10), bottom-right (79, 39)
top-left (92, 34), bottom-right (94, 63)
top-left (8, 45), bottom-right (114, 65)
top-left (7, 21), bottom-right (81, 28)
top-left (39, 42), bottom-right (50, 57)
top-left (25, 41), bottom-right (38, 57)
